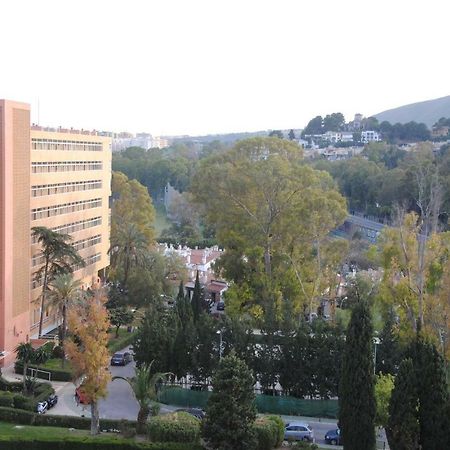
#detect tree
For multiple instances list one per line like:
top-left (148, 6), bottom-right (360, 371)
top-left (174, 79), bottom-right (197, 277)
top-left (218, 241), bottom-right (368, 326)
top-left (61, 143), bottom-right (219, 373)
top-left (109, 307), bottom-right (134, 338)
top-left (302, 115), bottom-right (323, 136)
top-left (202, 353), bottom-right (257, 450)
top-left (386, 359), bottom-right (420, 450)
top-left (411, 335), bottom-right (449, 450)
top-left (191, 271), bottom-right (209, 322)
top-left (47, 273), bottom-right (81, 364)
top-left (339, 299), bottom-right (376, 450)
top-left (15, 342), bottom-right (35, 394)
top-left (109, 223), bottom-right (149, 286)
top-left (65, 286), bottom-right (111, 435)
top-left (32, 226), bottom-right (84, 338)
top-left (113, 363), bottom-right (170, 434)
top-left (288, 129), bottom-right (296, 140)
top-left (132, 302), bottom-right (175, 373)
top-left (376, 308), bottom-right (401, 375)
top-left (268, 130), bottom-right (284, 139)
top-left (111, 171), bottom-right (155, 243)
top-left (374, 373), bottom-right (394, 430)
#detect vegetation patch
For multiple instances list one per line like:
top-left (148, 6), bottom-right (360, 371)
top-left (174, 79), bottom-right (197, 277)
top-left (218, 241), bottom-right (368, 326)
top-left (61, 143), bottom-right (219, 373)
top-left (148, 412), bottom-right (200, 443)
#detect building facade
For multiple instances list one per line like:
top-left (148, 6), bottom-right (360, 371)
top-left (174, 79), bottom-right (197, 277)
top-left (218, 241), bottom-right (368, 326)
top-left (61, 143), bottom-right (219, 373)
top-left (0, 99), bottom-right (111, 366)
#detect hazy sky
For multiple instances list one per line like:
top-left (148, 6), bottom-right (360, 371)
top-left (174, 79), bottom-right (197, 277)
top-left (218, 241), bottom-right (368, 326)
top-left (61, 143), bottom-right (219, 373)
top-left (1, 0), bottom-right (449, 136)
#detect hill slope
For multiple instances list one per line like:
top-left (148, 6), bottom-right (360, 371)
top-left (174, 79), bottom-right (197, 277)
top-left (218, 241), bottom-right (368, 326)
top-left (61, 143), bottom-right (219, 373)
top-left (374, 95), bottom-right (450, 127)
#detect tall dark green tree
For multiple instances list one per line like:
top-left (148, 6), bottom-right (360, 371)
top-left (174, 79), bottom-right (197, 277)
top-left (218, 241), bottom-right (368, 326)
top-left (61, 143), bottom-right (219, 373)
top-left (339, 300), bottom-right (376, 450)
top-left (202, 353), bottom-right (257, 450)
top-left (288, 129), bottom-right (296, 140)
top-left (376, 308), bottom-right (401, 375)
top-left (411, 335), bottom-right (449, 450)
top-left (191, 271), bottom-right (208, 322)
top-left (386, 358), bottom-right (420, 450)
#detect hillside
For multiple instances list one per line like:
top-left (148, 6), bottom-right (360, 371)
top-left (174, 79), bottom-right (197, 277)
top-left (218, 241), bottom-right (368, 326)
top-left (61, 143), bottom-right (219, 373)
top-left (374, 95), bottom-right (450, 128)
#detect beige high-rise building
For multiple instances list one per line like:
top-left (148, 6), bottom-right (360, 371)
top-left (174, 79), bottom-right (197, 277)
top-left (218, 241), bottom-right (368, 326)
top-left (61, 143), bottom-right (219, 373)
top-left (0, 99), bottom-right (111, 366)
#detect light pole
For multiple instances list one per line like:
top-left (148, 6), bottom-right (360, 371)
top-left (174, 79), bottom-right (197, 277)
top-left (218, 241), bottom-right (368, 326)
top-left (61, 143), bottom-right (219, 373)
top-left (216, 329), bottom-right (223, 360)
top-left (373, 337), bottom-right (381, 374)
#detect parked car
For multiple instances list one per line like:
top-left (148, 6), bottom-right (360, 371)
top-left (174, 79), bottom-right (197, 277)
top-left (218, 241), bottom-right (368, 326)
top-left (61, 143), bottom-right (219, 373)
top-left (324, 428), bottom-right (342, 445)
top-left (37, 401), bottom-right (48, 414)
top-left (75, 385), bottom-right (90, 405)
top-left (110, 351), bottom-right (133, 366)
top-left (47, 394), bottom-right (58, 408)
top-left (284, 422), bottom-right (314, 442)
top-left (175, 408), bottom-right (206, 420)
top-left (216, 301), bottom-right (225, 311)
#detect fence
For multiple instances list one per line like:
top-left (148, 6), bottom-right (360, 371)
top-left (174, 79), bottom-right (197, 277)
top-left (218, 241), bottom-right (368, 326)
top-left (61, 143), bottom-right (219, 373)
top-left (159, 386), bottom-right (339, 418)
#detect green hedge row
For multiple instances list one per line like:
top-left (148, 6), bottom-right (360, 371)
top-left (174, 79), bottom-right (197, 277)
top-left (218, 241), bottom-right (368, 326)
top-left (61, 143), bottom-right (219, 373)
top-left (15, 362), bottom-right (72, 382)
top-left (0, 377), bottom-right (23, 393)
top-left (0, 382), bottom-right (54, 411)
top-left (148, 412), bottom-right (200, 443)
top-left (253, 416), bottom-right (285, 450)
top-left (108, 332), bottom-right (136, 354)
top-left (0, 407), bottom-right (136, 431)
top-left (0, 437), bottom-right (203, 450)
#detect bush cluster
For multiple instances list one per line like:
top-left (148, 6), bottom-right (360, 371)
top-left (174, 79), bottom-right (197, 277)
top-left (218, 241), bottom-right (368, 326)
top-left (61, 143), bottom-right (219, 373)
top-left (14, 361), bottom-right (72, 382)
top-left (0, 382), bottom-right (54, 411)
top-left (253, 416), bottom-right (285, 450)
top-left (148, 412), bottom-right (200, 444)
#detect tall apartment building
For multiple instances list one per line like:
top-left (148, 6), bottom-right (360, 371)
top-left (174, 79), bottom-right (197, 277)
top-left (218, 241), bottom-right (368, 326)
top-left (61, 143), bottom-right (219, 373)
top-left (0, 99), bottom-right (111, 366)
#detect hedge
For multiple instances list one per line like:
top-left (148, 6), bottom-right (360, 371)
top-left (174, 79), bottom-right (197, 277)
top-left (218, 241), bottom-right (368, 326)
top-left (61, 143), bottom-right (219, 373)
top-left (253, 417), bottom-right (280, 450)
top-left (108, 332), bottom-right (136, 354)
top-left (0, 382), bottom-right (54, 412)
top-left (0, 407), bottom-right (137, 431)
top-left (0, 437), bottom-right (203, 450)
top-left (148, 412), bottom-right (200, 444)
top-left (0, 377), bottom-right (23, 393)
top-left (265, 415), bottom-right (285, 447)
top-left (15, 361), bottom-right (72, 382)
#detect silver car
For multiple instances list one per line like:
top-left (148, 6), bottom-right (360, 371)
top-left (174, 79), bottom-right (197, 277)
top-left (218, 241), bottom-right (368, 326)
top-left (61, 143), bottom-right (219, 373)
top-left (284, 421), bottom-right (314, 442)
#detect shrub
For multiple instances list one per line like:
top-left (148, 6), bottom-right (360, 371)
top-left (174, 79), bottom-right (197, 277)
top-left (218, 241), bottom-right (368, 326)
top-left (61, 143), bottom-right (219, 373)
top-left (13, 394), bottom-right (34, 410)
top-left (0, 392), bottom-right (14, 407)
top-left (287, 442), bottom-right (319, 449)
top-left (0, 406), bottom-right (35, 424)
top-left (52, 345), bottom-right (65, 359)
top-left (148, 412), bottom-right (201, 443)
top-left (265, 415), bottom-right (285, 447)
top-left (253, 417), bottom-right (278, 450)
top-left (0, 377), bottom-right (22, 392)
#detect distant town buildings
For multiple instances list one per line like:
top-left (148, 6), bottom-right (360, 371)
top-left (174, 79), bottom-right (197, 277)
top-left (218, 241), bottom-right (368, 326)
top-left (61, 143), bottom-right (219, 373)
top-left (112, 132), bottom-right (169, 151)
top-left (361, 130), bottom-right (381, 143)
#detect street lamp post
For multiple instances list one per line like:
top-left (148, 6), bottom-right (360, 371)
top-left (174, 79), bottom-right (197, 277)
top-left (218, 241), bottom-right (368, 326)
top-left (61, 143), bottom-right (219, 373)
top-left (217, 329), bottom-right (223, 360)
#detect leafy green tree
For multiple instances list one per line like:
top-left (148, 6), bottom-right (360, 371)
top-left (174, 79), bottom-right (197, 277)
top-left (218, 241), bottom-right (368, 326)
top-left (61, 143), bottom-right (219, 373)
top-left (32, 226), bottom-right (84, 338)
top-left (386, 359), bottom-right (420, 450)
top-left (113, 363), bottom-right (171, 434)
top-left (339, 299), bottom-right (376, 450)
top-left (374, 373), bottom-right (394, 429)
top-left (288, 129), bottom-right (296, 140)
top-left (109, 307), bottom-right (134, 338)
top-left (202, 353), bottom-right (257, 450)
top-left (302, 116), bottom-right (323, 136)
top-left (132, 302), bottom-right (175, 373)
top-left (411, 335), bottom-right (449, 450)
top-left (109, 223), bottom-right (149, 286)
top-left (268, 130), bottom-right (284, 139)
top-left (323, 112), bottom-right (345, 132)
top-left (376, 308), bottom-right (401, 375)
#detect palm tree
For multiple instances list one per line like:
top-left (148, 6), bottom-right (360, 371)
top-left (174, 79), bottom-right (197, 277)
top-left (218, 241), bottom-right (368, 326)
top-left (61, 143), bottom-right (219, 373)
top-left (113, 362), bottom-right (171, 434)
top-left (47, 273), bottom-right (81, 365)
top-left (32, 226), bottom-right (84, 338)
top-left (109, 223), bottom-right (149, 286)
top-left (15, 342), bottom-right (34, 394)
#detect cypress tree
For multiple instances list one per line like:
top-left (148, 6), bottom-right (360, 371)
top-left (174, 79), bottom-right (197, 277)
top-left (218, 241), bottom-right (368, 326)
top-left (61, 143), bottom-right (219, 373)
top-left (339, 300), bottom-right (376, 450)
top-left (411, 336), bottom-right (449, 450)
top-left (202, 353), bottom-right (257, 450)
top-left (386, 358), bottom-right (420, 450)
top-left (191, 271), bottom-right (208, 322)
top-left (377, 308), bottom-right (401, 375)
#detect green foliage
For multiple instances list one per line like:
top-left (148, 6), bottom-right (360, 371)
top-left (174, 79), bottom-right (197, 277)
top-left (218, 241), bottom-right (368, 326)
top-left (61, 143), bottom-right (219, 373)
top-left (190, 271), bottom-right (209, 322)
top-left (339, 300), bottom-right (376, 450)
top-left (108, 330), bottom-right (137, 354)
top-left (376, 308), bottom-right (402, 375)
top-left (374, 373), bottom-right (394, 428)
top-left (148, 412), bottom-right (200, 443)
top-left (203, 353), bottom-right (257, 450)
top-left (109, 307), bottom-right (134, 337)
top-left (386, 359), bottom-right (420, 450)
top-left (252, 417), bottom-right (278, 450)
top-left (286, 442), bottom-right (318, 449)
top-left (265, 415), bottom-right (285, 447)
top-left (15, 361), bottom-right (72, 382)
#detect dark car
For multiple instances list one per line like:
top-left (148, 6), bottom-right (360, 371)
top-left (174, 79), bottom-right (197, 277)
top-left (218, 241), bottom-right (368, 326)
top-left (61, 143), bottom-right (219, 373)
top-left (110, 351), bottom-right (132, 366)
top-left (324, 428), bottom-right (342, 445)
top-left (175, 408), bottom-right (206, 420)
top-left (47, 394), bottom-right (58, 408)
top-left (216, 301), bottom-right (225, 311)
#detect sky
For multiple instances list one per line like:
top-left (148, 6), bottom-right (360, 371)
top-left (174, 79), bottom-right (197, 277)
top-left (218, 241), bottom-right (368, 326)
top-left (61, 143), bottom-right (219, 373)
top-left (1, 0), bottom-right (449, 136)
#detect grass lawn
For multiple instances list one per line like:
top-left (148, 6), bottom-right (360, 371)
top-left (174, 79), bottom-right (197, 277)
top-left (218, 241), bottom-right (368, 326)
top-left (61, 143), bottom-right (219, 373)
top-left (0, 421), bottom-right (88, 439)
top-left (154, 204), bottom-right (171, 237)
top-left (39, 358), bottom-right (72, 371)
top-left (107, 327), bottom-right (137, 353)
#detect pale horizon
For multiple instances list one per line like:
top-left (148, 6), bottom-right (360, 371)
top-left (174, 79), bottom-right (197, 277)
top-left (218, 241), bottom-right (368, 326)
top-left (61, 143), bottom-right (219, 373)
top-left (1, 0), bottom-right (449, 136)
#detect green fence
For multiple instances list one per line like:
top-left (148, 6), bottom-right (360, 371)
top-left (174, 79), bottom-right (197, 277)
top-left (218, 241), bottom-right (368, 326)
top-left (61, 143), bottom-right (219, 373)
top-left (159, 387), bottom-right (338, 418)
